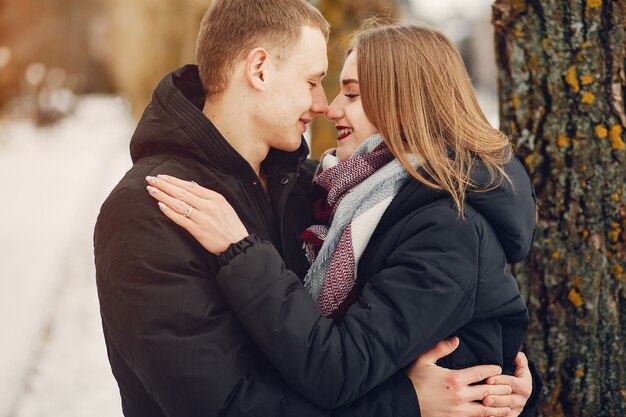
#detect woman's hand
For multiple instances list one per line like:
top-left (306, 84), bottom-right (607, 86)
top-left (146, 175), bottom-right (248, 255)
top-left (484, 352), bottom-right (533, 417)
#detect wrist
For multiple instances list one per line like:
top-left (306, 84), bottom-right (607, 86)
top-left (218, 234), bottom-right (261, 265)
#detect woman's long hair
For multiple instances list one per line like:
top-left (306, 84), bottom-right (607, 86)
top-left (352, 23), bottom-right (512, 216)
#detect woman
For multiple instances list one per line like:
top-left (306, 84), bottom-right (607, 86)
top-left (147, 23), bottom-right (538, 415)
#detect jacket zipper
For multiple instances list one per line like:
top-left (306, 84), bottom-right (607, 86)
top-left (275, 173), bottom-right (297, 254)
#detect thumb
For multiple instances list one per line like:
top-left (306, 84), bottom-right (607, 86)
top-left (417, 337), bottom-right (460, 365)
top-left (514, 351), bottom-right (529, 377)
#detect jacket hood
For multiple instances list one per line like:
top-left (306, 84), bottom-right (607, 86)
top-left (129, 64), bottom-right (309, 176)
top-left (384, 157), bottom-right (536, 264)
top-left (465, 157), bottom-right (537, 263)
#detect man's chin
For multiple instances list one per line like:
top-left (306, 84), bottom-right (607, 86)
top-left (273, 137), bottom-right (302, 152)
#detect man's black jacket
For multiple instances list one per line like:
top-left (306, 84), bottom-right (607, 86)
top-left (94, 65), bottom-right (418, 417)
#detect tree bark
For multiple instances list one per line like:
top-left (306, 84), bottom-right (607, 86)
top-left (103, 0), bottom-right (208, 117)
top-left (493, 1), bottom-right (626, 416)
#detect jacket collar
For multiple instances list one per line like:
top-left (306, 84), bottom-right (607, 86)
top-left (151, 65), bottom-right (308, 178)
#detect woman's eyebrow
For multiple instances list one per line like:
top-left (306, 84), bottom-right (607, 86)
top-left (341, 79), bottom-right (359, 86)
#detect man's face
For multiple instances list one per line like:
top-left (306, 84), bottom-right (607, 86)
top-left (256, 26), bottom-right (329, 152)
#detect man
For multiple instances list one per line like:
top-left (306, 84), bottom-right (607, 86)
top-left (95, 0), bottom-right (535, 416)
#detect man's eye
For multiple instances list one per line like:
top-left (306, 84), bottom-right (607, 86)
top-left (309, 82), bottom-right (317, 88)
top-left (345, 94), bottom-right (359, 99)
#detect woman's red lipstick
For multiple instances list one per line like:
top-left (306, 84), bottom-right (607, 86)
top-left (336, 126), bottom-right (353, 141)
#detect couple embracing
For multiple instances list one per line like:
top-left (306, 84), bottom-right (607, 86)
top-left (94, 0), bottom-right (541, 416)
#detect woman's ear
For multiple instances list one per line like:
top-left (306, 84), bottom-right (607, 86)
top-left (244, 48), bottom-right (269, 91)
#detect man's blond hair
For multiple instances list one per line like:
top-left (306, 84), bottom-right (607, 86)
top-left (196, 0), bottom-right (330, 97)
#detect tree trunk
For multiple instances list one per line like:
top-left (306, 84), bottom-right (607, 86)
top-left (103, 0), bottom-right (208, 117)
top-left (311, 0), bottom-right (405, 158)
top-left (493, 1), bottom-right (626, 416)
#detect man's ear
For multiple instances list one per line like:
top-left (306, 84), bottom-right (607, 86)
top-left (244, 48), bottom-right (269, 91)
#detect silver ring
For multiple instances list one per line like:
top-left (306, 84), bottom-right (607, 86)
top-left (184, 205), bottom-right (194, 218)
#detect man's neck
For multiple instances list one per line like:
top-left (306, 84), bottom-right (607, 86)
top-left (202, 96), bottom-right (269, 179)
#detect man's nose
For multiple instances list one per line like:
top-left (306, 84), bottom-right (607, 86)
top-left (310, 88), bottom-right (329, 115)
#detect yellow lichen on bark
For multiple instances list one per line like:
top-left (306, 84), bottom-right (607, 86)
top-left (581, 75), bottom-right (593, 85)
top-left (524, 154), bottom-right (534, 165)
top-left (595, 125), bottom-right (608, 139)
top-left (568, 288), bottom-right (584, 307)
top-left (610, 264), bottom-right (624, 280)
top-left (575, 369), bottom-right (585, 377)
top-left (512, 0), bottom-right (526, 9)
top-left (587, 0), bottom-right (603, 8)
top-left (608, 231), bottom-right (621, 243)
top-left (581, 92), bottom-right (595, 104)
top-left (566, 66), bottom-right (580, 92)
top-left (609, 125), bottom-right (625, 150)
top-left (557, 135), bottom-right (570, 147)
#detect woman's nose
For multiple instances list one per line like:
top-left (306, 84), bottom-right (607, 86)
top-left (325, 96), bottom-right (343, 121)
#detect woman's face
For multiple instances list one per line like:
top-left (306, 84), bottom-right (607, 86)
top-left (325, 51), bottom-right (379, 162)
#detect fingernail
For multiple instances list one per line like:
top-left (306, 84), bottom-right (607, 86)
top-left (146, 176), bottom-right (157, 184)
top-left (158, 202), bottom-right (167, 210)
top-left (157, 174), bottom-right (170, 180)
top-left (147, 185), bottom-right (157, 194)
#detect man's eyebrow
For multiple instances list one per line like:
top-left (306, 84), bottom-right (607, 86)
top-left (311, 71), bottom-right (326, 78)
top-left (341, 79), bottom-right (359, 86)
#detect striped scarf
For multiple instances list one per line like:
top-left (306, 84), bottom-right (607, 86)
top-left (302, 134), bottom-right (417, 317)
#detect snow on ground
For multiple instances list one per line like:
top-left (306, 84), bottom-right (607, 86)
top-left (0, 96), bottom-right (133, 417)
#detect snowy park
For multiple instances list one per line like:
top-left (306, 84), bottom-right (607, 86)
top-left (0, 96), bottom-right (133, 417)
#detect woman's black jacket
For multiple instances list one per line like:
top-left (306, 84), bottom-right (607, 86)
top-left (214, 157), bottom-right (541, 412)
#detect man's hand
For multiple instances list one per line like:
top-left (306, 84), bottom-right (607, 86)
top-left (406, 337), bottom-right (513, 417)
top-left (484, 352), bottom-right (533, 417)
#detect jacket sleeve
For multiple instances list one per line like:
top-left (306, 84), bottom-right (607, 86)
top-left (95, 186), bottom-right (419, 417)
top-left (215, 206), bottom-right (479, 408)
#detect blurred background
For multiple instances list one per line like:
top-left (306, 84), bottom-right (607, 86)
top-left (0, 1), bottom-right (498, 416)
